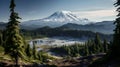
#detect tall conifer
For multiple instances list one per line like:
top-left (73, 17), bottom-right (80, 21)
top-left (94, 33), bottom-right (102, 53)
top-left (108, 0), bottom-right (120, 59)
top-left (0, 32), bottom-right (3, 46)
top-left (33, 42), bottom-right (37, 59)
top-left (5, 0), bottom-right (24, 66)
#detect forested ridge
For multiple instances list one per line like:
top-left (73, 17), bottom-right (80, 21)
top-left (21, 27), bottom-right (112, 40)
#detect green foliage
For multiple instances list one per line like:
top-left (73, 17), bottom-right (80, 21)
top-left (0, 46), bottom-right (4, 53)
top-left (106, 0), bottom-right (120, 60)
top-left (103, 39), bottom-right (109, 53)
top-left (37, 51), bottom-right (55, 62)
top-left (4, 0), bottom-right (24, 65)
top-left (25, 44), bottom-right (32, 57)
top-left (51, 44), bottom-right (85, 57)
top-left (37, 51), bottom-right (43, 61)
top-left (21, 27), bottom-right (112, 40)
top-left (84, 44), bottom-right (89, 56)
top-left (0, 32), bottom-right (3, 46)
top-left (95, 34), bottom-right (103, 53)
top-left (21, 29), bottom-right (46, 39)
top-left (51, 34), bottom-right (110, 57)
top-left (32, 43), bottom-right (37, 59)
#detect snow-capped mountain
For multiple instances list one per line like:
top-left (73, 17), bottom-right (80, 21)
top-left (42, 11), bottom-right (80, 22)
top-left (21, 11), bottom-right (91, 28)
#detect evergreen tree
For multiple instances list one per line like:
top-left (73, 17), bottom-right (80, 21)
top-left (38, 51), bottom-right (43, 61)
top-left (2, 30), bottom-right (6, 47)
top-left (4, 0), bottom-right (24, 66)
top-left (87, 39), bottom-right (94, 55)
top-left (94, 33), bottom-right (103, 53)
top-left (26, 44), bottom-right (32, 58)
top-left (33, 42), bottom-right (37, 59)
top-left (103, 39), bottom-right (108, 53)
top-left (85, 44), bottom-right (89, 56)
top-left (67, 47), bottom-right (71, 55)
top-left (91, 39), bottom-right (97, 54)
top-left (75, 44), bottom-right (79, 54)
top-left (0, 32), bottom-right (3, 46)
top-left (107, 0), bottom-right (120, 59)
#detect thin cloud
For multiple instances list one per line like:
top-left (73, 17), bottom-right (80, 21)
top-left (73, 9), bottom-right (117, 22)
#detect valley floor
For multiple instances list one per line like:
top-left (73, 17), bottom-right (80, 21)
top-left (0, 53), bottom-right (105, 67)
top-left (48, 53), bottom-right (105, 67)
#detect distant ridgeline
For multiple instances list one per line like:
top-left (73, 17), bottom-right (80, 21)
top-left (0, 22), bottom-right (113, 41)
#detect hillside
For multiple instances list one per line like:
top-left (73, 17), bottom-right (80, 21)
top-left (0, 20), bottom-right (115, 34)
top-left (60, 21), bottom-right (114, 34)
top-left (21, 26), bottom-right (113, 41)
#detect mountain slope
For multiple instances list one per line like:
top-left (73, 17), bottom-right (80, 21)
top-left (42, 11), bottom-right (80, 22)
top-left (21, 26), bottom-right (112, 41)
top-left (0, 22), bottom-right (6, 30)
top-left (21, 11), bottom-right (90, 28)
top-left (60, 21), bottom-right (115, 34)
top-left (0, 21), bottom-right (115, 34)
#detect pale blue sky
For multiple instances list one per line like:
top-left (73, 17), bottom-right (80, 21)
top-left (0, 0), bottom-right (117, 22)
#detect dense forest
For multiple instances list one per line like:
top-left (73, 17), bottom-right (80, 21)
top-left (50, 34), bottom-right (110, 57)
top-left (21, 26), bottom-right (113, 40)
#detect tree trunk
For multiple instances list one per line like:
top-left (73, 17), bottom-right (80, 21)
top-left (15, 51), bottom-right (19, 67)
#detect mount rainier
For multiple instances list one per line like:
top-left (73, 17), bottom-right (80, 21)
top-left (21, 11), bottom-right (91, 28)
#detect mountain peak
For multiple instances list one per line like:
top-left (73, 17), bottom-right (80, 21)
top-left (55, 11), bottom-right (72, 14)
top-left (42, 11), bottom-right (80, 22)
